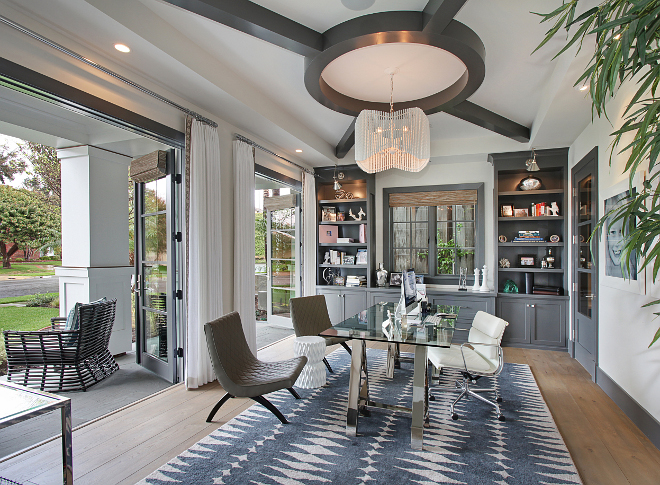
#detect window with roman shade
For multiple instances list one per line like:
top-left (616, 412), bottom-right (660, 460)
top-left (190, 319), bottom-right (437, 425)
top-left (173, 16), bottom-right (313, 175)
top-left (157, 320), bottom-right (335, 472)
top-left (384, 184), bottom-right (484, 283)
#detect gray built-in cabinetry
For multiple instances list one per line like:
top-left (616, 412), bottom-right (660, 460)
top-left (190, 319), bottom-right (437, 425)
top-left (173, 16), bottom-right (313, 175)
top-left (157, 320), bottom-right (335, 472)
top-left (314, 151), bottom-right (569, 352)
top-left (490, 148), bottom-right (569, 351)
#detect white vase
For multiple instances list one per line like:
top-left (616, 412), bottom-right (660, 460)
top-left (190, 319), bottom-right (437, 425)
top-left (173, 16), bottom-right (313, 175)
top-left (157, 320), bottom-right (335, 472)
top-left (472, 268), bottom-right (480, 291)
top-left (480, 265), bottom-right (490, 292)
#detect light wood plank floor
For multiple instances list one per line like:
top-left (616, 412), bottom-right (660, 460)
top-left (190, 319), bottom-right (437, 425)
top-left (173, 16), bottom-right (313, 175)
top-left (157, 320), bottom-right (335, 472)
top-left (2, 339), bottom-right (660, 484)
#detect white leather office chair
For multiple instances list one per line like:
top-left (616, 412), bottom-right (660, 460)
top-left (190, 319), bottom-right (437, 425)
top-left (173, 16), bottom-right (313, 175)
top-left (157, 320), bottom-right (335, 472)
top-left (428, 311), bottom-right (508, 421)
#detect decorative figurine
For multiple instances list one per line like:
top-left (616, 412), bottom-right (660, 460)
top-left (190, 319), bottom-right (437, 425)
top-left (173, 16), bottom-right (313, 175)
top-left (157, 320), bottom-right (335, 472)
top-left (335, 189), bottom-right (354, 199)
top-left (376, 263), bottom-right (388, 287)
top-left (546, 248), bottom-right (555, 269)
top-left (498, 235), bottom-right (507, 243)
top-left (458, 267), bottom-right (468, 291)
top-left (472, 268), bottom-right (480, 291)
top-left (323, 267), bottom-right (335, 285)
top-left (324, 252), bottom-right (330, 264)
top-left (499, 258), bottom-right (510, 268)
top-left (480, 265), bottom-right (490, 292)
top-left (349, 207), bottom-right (366, 221)
top-left (549, 234), bottom-right (560, 243)
top-left (503, 279), bottom-right (519, 293)
top-left (547, 202), bottom-right (560, 216)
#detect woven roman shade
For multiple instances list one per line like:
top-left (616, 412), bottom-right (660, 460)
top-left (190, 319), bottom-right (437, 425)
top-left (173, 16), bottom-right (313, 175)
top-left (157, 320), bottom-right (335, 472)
top-left (263, 194), bottom-right (297, 211)
top-left (130, 150), bottom-right (167, 183)
top-left (389, 189), bottom-right (477, 207)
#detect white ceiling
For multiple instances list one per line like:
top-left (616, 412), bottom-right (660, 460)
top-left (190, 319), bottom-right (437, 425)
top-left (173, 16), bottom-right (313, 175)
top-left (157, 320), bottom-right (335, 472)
top-left (0, 0), bottom-right (595, 167)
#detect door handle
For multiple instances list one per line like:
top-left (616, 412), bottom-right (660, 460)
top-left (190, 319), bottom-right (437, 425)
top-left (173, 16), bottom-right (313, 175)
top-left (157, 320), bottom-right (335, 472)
top-left (585, 294), bottom-right (595, 299)
top-left (131, 275), bottom-right (141, 294)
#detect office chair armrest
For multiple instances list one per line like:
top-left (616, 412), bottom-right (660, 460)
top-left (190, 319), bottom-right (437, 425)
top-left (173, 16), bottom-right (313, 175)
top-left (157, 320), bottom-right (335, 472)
top-left (459, 341), bottom-right (504, 375)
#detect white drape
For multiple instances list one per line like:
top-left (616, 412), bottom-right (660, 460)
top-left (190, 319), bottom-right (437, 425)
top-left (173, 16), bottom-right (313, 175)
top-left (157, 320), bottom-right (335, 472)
top-left (302, 170), bottom-right (317, 296)
top-left (185, 120), bottom-right (223, 389)
top-left (233, 140), bottom-right (257, 353)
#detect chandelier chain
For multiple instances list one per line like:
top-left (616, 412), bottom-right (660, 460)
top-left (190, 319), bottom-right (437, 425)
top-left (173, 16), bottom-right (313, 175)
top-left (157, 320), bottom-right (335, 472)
top-left (390, 74), bottom-right (394, 114)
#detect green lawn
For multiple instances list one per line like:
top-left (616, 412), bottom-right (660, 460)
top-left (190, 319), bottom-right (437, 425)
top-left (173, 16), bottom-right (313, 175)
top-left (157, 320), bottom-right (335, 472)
top-left (0, 306), bottom-right (59, 375)
top-left (0, 292), bottom-right (58, 304)
top-left (0, 261), bottom-right (61, 277)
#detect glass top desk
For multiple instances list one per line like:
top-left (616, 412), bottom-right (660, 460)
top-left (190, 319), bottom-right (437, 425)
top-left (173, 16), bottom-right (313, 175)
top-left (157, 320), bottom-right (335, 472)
top-left (0, 380), bottom-right (72, 485)
top-left (320, 301), bottom-right (459, 450)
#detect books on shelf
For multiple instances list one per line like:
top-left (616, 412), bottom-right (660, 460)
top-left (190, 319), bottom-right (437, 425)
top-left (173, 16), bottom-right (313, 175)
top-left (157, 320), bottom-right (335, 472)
top-left (532, 285), bottom-right (564, 296)
top-left (514, 230), bottom-right (544, 242)
top-left (345, 275), bottom-right (366, 287)
top-left (337, 237), bottom-right (354, 243)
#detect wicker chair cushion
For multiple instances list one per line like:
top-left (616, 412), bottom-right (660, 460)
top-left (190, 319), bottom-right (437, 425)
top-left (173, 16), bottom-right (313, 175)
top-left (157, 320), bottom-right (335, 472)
top-left (65, 297), bottom-right (107, 332)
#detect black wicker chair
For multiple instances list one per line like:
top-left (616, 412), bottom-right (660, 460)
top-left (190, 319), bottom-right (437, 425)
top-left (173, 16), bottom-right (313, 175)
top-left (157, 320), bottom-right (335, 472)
top-left (3, 299), bottom-right (119, 392)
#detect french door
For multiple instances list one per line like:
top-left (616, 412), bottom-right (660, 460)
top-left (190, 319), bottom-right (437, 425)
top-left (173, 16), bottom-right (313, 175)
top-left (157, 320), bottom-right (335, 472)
top-left (572, 148), bottom-right (598, 379)
top-left (133, 149), bottom-right (180, 383)
top-left (266, 197), bottom-right (301, 328)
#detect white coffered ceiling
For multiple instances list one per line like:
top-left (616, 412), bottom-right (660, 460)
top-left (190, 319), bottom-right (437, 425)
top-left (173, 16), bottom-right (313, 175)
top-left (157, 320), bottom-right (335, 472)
top-left (0, 0), bottom-right (595, 167)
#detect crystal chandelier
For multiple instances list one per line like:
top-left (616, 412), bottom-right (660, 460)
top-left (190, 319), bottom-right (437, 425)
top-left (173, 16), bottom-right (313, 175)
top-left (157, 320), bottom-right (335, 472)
top-left (355, 72), bottom-right (430, 173)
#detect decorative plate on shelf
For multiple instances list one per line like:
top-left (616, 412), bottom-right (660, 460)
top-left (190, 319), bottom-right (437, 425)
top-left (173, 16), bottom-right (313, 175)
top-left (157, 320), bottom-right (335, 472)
top-left (517, 175), bottom-right (543, 191)
top-left (549, 235), bottom-right (560, 243)
top-left (498, 235), bottom-right (507, 243)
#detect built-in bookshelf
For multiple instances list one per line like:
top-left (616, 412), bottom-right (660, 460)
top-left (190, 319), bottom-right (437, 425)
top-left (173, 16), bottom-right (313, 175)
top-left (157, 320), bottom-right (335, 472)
top-left (315, 166), bottom-right (375, 287)
top-left (491, 149), bottom-right (569, 295)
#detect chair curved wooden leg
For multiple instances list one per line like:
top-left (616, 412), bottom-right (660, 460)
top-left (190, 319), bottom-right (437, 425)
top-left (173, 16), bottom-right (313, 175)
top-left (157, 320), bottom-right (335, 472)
top-left (287, 387), bottom-right (301, 399)
top-left (252, 395), bottom-right (288, 424)
top-left (323, 357), bottom-right (333, 373)
top-left (206, 392), bottom-right (233, 423)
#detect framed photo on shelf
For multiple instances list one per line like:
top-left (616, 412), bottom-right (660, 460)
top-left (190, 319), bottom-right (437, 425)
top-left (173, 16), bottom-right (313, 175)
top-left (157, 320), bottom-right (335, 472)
top-left (514, 208), bottom-right (529, 217)
top-left (518, 254), bottom-right (536, 267)
top-left (334, 275), bottom-right (345, 286)
top-left (337, 211), bottom-right (345, 221)
top-left (322, 206), bottom-right (336, 222)
top-left (501, 204), bottom-right (513, 217)
top-left (415, 275), bottom-right (424, 284)
top-left (390, 272), bottom-right (402, 286)
top-left (356, 249), bottom-right (368, 264)
top-left (343, 255), bottom-right (355, 265)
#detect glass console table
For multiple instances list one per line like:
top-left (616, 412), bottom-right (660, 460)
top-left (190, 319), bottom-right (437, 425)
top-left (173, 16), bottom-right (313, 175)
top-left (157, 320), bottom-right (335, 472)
top-left (0, 381), bottom-right (72, 485)
top-left (320, 301), bottom-right (458, 449)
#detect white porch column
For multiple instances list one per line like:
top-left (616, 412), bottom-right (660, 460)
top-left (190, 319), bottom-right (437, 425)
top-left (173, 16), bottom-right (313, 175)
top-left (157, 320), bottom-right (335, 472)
top-left (55, 146), bottom-right (133, 355)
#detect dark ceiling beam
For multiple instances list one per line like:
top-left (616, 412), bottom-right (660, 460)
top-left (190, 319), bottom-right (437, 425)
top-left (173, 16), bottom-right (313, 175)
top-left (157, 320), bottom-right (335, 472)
top-left (422, 0), bottom-right (469, 33)
top-left (445, 101), bottom-right (531, 142)
top-left (160, 0), bottom-right (323, 57)
top-left (335, 119), bottom-right (356, 159)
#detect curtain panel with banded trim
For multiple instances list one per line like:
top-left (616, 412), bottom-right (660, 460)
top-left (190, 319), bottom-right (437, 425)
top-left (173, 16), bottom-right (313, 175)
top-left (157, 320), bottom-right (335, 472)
top-left (233, 140), bottom-right (257, 353)
top-left (388, 189), bottom-right (477, 208)
top-left (302, 171), bottom-right (316, 296)
top-left (185, 118), bottom-right (223, 389)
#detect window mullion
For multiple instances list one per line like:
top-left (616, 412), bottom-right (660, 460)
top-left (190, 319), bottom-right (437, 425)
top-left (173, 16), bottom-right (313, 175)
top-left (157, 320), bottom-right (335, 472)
top-left (430, 206), bottom-right (437, 277)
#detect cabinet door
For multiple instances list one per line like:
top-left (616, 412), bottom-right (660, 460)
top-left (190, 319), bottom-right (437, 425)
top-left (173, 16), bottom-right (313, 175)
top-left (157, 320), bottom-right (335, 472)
top-left (316, 288), bottom-right (343, 325)
top-left (368, 290), bottom-right (401, 307)
top-left (342, 291), bottom-right (367, 321)
top-left (530, 301), bottom-right (566, 347)
top-left (497, 298), bottom-right (530, 344)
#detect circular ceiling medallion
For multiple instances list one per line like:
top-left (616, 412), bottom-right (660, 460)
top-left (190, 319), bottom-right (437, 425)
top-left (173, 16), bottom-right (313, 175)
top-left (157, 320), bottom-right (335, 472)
top-left (341, 0), bottom-right (376, 11)
top-left (304, 13), bottom-right (486, 117)
top-left (321, 43), bottom-right (467, 104)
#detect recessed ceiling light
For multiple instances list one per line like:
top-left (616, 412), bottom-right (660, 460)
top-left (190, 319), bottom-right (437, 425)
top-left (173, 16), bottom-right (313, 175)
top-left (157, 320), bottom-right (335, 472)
top-left (114, 44), bottom-right (130, 53)
top-left (295, 149), bottom-right (303, 153)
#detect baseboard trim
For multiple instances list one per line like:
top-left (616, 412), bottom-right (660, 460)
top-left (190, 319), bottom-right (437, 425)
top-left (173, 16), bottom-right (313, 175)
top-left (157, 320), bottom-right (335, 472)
top-left (596, 366), bottom-right (660, 450)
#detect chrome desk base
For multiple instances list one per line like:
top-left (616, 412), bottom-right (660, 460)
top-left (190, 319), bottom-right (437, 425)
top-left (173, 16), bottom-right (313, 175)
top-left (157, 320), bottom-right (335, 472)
top-left (346, 340), bottom-right (429, 449)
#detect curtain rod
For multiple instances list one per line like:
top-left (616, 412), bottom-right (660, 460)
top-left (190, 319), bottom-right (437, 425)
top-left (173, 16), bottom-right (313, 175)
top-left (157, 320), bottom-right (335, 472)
top-left (0, 15), bottom-right (218, 128)
top-left (235, 134), bottom-right (314, 175)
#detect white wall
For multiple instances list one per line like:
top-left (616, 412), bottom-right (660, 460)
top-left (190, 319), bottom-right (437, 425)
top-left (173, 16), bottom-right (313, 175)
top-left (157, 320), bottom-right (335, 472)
top-left (569, 80), bottom-right (660, 422)
top-left (374, 156), bottom-right (495, 287)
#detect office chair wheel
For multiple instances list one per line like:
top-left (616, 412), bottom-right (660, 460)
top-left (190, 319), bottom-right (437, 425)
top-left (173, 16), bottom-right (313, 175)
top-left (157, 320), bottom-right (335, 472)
top-left (496, 396), bottom-right (503, 403)
top-left (451, 413), bottom-right (458, 420)
top-left (429, 394), bottom-right (435, 401)
top-left (497, 414), bottom-right (506, 422)
top-left (359, 407), bottom-right (371, 417)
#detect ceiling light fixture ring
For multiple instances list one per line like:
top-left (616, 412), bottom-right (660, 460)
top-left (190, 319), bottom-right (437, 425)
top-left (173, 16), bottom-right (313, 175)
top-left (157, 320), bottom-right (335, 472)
top-left (304, 14), bottom-right (485, 117)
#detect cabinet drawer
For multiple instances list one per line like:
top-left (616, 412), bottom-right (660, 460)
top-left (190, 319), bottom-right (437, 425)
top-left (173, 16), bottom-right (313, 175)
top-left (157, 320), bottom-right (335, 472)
top-left (429, 296), bottom-right (489, 328)
top-left (368, 290), bottom-right (401, 306)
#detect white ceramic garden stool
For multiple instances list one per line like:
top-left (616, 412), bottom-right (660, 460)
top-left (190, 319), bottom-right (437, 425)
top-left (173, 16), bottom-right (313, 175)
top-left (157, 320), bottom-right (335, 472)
top-left (293, 336), bottom-right (327, 389)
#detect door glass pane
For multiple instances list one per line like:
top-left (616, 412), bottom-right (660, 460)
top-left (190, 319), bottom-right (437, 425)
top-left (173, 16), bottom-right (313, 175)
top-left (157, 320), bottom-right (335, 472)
top-left (579, 175), bottom-right (593, 222)
top-left (144, 178), bottom-right (167, 214)
top-left (143, 310), bottom-right (168, 362)
top-left (579, 224), bottom-right (592, 269)
top-left (271, 260), bottom-right (296, 288)
top-left (143, 263), bottom-right (167, 310)
top-left (144, 213), bottom-right (167, 261)
top-left (578, 272), bottom-right (592, 317)
top-left (272, 288), bottom-right (293, 317)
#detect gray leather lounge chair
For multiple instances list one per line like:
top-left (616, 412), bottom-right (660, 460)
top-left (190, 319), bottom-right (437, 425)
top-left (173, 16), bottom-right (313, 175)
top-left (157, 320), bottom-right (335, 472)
top-left (204, 311), bottom-right (307, 424)
top-left (290, 295), bottom-right (351, 374)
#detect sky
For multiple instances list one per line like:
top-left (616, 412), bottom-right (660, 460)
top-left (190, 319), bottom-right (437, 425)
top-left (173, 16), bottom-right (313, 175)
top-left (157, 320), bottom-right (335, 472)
top-left (0, 133), bottom-right (30, 188)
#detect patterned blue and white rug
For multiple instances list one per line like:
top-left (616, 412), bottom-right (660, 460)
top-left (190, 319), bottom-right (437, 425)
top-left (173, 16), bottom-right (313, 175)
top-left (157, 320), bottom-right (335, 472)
top-left (140, 348), bottom-right (582, 484)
